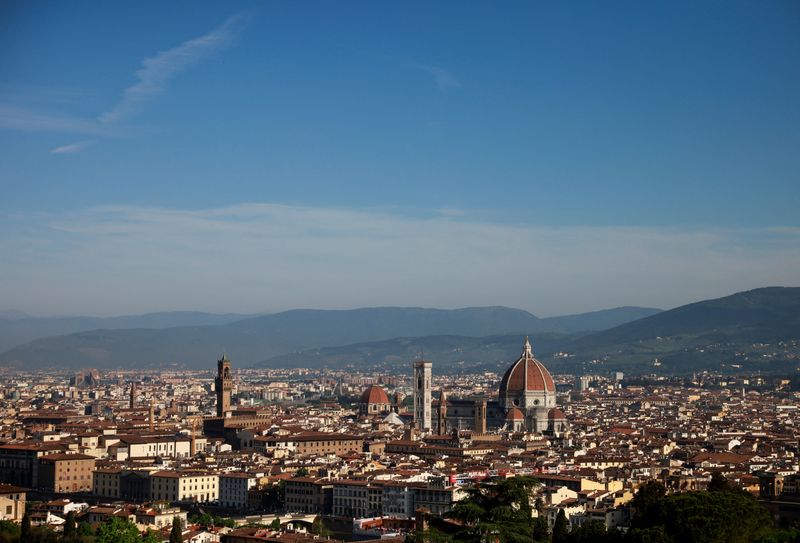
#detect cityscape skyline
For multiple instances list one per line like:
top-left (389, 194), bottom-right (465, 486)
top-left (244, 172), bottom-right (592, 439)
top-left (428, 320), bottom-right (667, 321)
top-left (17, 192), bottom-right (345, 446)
top-left (1, 3), bottom-right (799, 543)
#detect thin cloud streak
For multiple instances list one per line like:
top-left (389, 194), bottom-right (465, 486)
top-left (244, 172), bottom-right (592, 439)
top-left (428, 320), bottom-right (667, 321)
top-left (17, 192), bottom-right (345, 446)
top-left (3, 203), bottom-right (799, 316)
top-left (0, 13), bottom-right (249, 154)
top-left (50, 140), bottom-right (95, 154)
top-left (98, 13), bottom-right (249, 124)
top-left (411, 63), bottom-right (462, 91)
top-left (0, 106), bottom-right (106, 135)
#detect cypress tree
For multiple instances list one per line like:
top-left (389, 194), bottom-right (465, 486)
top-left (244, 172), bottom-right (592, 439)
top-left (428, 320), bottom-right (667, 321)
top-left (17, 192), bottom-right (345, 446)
top-left (169, 516), bottom-right (183, 543)
top-left (64, 511), bottom-right (77, 539)
top-left (552, 509), bottom-right (569, 543)
top-left (21, 513), bottom-right (31, 542)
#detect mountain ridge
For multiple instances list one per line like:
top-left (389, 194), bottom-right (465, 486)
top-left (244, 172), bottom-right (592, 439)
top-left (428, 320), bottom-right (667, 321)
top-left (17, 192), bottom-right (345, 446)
top-left (0, 305), bottom-right (660, 370)
top-left (0, 311), bottom-right (257, 353)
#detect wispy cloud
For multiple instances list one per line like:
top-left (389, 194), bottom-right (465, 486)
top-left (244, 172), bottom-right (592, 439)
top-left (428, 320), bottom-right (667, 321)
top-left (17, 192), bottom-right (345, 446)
top-left (0, 106), bottom-right (105, 135)
top-left (50, 140), bottom-right (95, 154)
top-left (2, 203), bottom-right (798, 316)
top-left (99, 12), bottom-right (249, 124)
top-left (412, 63), bottom-right (462, 91)
top-left (0, 13), bottom-right (249, 154)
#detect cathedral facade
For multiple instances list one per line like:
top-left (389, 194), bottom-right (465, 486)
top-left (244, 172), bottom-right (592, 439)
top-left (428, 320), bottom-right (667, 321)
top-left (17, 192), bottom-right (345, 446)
top-left (433, 338), bottom-right (567, 434)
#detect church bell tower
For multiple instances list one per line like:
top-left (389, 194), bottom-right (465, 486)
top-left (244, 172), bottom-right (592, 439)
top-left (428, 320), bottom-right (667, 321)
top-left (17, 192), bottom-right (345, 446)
top-left (216, 354), bottom-right (232, 417)
top-left (413, 360), bottom-right (432, 432)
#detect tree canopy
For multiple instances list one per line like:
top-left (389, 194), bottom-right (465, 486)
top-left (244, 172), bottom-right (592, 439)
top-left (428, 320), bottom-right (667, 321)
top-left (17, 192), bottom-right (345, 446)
top-left (445, 476), bottom-right (545, 543)
top-left (95, 517), bottom-right (142, 543)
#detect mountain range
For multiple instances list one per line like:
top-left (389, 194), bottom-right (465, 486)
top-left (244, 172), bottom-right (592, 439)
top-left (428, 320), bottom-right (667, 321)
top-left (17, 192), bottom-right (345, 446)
top-left (0, 311), bottom-right (253, 354)
top-left (0, 306), bottom-right (659, 370)
top-left (1, 287), bottom-right (797, 374)
top-left (255, 287), bottom-right (800, 375)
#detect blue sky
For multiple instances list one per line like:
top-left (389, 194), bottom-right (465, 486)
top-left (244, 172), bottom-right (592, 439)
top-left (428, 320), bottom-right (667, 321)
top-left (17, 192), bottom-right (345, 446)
top-left (1, 1), bottom-right (799, 316)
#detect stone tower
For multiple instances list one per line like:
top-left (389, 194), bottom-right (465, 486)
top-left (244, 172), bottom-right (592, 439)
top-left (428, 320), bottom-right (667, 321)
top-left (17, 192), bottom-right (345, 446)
top-left (129, 381), bottom-right (136, 409)
top-left (413, 360), bottom-right (432, 432)
top-left (474, 397), bottom-right (487, 434)
top-left (438, 388), bottom-right (447, 434)
top-left (215, 354), bottom-right (232, 417)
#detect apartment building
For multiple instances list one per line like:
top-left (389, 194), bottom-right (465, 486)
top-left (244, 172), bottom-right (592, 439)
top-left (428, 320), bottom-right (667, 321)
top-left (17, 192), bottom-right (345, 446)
top-left (219, 472), bottom-right (257, 509)
top-left (284, 477), bottom-right (333, 514)
top-left (38, 453), bottom-right (95, 493)
top-left (0, 484), bottom-right (26, 522)
top-left (150, 471), bottom-right (219, 503)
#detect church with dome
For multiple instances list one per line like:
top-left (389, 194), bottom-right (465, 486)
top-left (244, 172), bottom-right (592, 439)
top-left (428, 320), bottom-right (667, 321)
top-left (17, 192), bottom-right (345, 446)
top-left (432, 337), bottom-right (567, 434)
top-left (356, 337), bottom-right (567, 434)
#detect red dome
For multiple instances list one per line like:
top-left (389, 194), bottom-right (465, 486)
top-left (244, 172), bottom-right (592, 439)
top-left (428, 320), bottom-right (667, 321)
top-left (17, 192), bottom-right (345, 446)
top-left (506, 407), bottom-right (525, 421)
top-left (548, 408), bottom-right (566, 420)
top-left (360, 385), bottom-right (390, 405)
top-left (499, 338), bottom-right (555, 395)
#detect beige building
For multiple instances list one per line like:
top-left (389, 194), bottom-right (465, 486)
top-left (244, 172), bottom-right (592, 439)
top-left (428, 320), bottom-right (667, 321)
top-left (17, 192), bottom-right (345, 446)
top-left (135, 505), bottom-right (188, 528)
top-left (38, 453), bottom-right (95, 493)
top-left (278, 432), bottom-right (363, 457)
top-left (93, 468), bottom-right (122, 499)
top-left (108, 435), bottom-right (202, 460)
top-left (150, 471), bottom-right (218, 503)
top-left (0, 484), bottom-right (26, 522)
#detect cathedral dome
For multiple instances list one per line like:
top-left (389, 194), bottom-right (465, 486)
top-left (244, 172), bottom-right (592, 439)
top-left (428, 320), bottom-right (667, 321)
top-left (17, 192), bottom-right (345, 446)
top-left (360, 385), bottom-right (390, 405)
top-left (548, 407), bottom-right (566, 420)
top-left (498, 337), bottom-right (555, 395)
top-left (506, 407), bottom-right (525, 421)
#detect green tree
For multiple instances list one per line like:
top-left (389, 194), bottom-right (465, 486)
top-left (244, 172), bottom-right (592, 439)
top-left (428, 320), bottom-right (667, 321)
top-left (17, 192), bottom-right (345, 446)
top-left (312, 518), bottom-right (331, 538)
top-left (62, 511), bottom-right (77, 541)
top-left (0, 520), bottom-right (20, 543)
top-left (169, 516), bottom-right (183, 543)
top-left (415, 527), bottom-right (453, 543)
top-left (213, 516), bottom-right (236, 528)
top-left (532, 516), bottom-right (549, 542)
top-left (21, 513), bottom-right (31, 542)
top-left (631, 481), bottom-right (667, 527)
top-left (77, 522), bottom-right (94, 538)
top-left (26, 526), bottom-right (60, 543)
top-left (446, 476), bottom-right (542, 543)
top-left (627, 525), bottom-right (673, 543)
top-left (568, 520), bottom-right (620, 543)
top-left (95, 517), bottom-right (141, 543)
top-left (269, 518), bottom-right (281, 531)
top-left (142, 529), bottom-right (162, 543)
top-left (707, 472), bottom-right (736, 493)
top-left (754, 528), bottom-right (800, 543)
top-left (552, 509), bottom-right (569, 543)
top-left (634, 490), bottom-right (774, 543)
top-left (261, 480), bottom-right (286, 513)
top-left (294, 467), bottom-right (309, 477)
top-left (192, 513), bottom-right (213, 527)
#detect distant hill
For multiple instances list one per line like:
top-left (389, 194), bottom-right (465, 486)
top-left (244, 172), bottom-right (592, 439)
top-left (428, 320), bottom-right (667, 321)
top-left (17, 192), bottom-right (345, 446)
top-left (539, 306), bottom-right (661, 334)
top-left (255, 332), bottom-right (577, 374)
top-left (0, 305), bottom-right (658, 370)
top-left (556, 287), bottom-right (800, 374)
top-left (0, 311), bottom-right (254, 353)
top-left (0, 310), bottom-right (32, 320)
